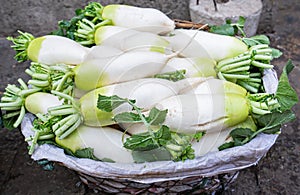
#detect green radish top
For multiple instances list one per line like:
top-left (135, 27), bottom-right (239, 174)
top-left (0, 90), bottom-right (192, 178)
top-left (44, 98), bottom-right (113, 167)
top-left (27, 37), bottom-right (45, 62)
top-left (101, 4), bottom-right (118, 24)
top-left (224, 93), bottom-right (250, 127)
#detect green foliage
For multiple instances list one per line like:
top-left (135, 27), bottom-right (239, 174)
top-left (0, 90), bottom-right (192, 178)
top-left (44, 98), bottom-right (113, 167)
top-left (51, 2), bottom-right (104, 43)
top-left (124, 125), bottom-right (171, 151)
top-left (2, 113), bottom-right (18, 130)
top-left (74, 148), bottom-right (100, 161)
top-left (209, 16), bottom-right (246, 37)
top-left (275, 60), bottom-right (299, 111)
top-left (242, 35), bottom-right (270, 47)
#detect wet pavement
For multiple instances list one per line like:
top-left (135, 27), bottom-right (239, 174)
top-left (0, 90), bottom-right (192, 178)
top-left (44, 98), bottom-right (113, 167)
top-left (0, 1), bottom-right (299, 194)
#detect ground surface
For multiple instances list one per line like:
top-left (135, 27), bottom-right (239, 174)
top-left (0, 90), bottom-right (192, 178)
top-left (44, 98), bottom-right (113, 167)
top-left (0, 1), bottom-right (299, 194)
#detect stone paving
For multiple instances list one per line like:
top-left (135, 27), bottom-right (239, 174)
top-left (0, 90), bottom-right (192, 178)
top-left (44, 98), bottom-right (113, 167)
top-left (0, 1), bottom-right (299, 194)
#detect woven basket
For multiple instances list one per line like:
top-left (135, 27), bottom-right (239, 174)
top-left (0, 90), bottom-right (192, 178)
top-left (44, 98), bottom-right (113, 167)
top-left (78, 171), bottom-right (239, 194)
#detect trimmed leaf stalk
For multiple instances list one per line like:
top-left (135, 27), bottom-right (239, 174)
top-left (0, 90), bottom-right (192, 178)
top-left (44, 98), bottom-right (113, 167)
top-left (0, 80), bottom-right (41, 128)
top-left (25, 114), bottom-right (61, 154)
top-left (25, 62), bottom-right (74, 95)
top-left (165, 133), bottom-right (197, 161)
top-left (216, 44), bottom-right (275, 93)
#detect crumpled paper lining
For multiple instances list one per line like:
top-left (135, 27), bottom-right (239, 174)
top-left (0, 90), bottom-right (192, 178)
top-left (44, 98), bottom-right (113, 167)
top-left (21, 69), bottom-right (279, 184)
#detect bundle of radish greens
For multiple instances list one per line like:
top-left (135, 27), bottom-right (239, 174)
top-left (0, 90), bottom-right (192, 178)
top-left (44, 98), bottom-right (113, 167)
top-left (0, 2), bottom-right (298, 163)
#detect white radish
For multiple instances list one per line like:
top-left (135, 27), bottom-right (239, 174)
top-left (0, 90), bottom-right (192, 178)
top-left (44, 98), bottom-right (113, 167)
top-left (192, 128), bottom-right (232, 156)
top-left (55, 125), bottom-right (134, 163)
top-left (152, 93), bottom-right (249, 134)
top-left (164, 29), bottom-right (248, 61)
top-left (102, 4), bottom-right (175, 34)
top-left (8, 31), bottom-right (89, 65)
top-left (74, 50), bottom-right (177, 91)
top-left (94, 26), bottom-right (171, 53)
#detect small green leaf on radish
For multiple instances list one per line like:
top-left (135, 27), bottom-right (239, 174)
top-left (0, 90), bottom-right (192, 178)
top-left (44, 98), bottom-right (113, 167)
top-left (113, 112), bottom-right (143, 124)
top-left (97, 94), bottom-right (136, 112)
top-left (147, 107), bottom-right (168, 126)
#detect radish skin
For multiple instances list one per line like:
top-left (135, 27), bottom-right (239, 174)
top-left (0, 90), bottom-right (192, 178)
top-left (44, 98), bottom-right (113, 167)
top-left (102, 4), bottom-right (175, 34)
top-left (125, 93), bottom-right (249, 135)
top-left (192, 128), bottom-right (232, 156)
top-left (55, 125), bottom-right (134, 163)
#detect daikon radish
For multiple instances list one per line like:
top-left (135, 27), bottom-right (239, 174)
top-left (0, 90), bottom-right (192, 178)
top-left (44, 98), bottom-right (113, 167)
top-left (102, 4), bottom-right (175, 34)
top-left (55, 125), bottom-right (134, 163)
top-left (7, 31), bottom-right (89, 65)
top-left (165, 29), bottom-right (248, 61)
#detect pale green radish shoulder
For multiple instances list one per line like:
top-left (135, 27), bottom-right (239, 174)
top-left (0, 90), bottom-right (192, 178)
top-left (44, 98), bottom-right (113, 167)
top-left (55, 125), bottom-right (134, 163)
top-left (94, 26), bottom-right (138, 45)
top-left (7, 31), bottom-right (89, 65)
top-left (102, 4), bottom-right (175, 34)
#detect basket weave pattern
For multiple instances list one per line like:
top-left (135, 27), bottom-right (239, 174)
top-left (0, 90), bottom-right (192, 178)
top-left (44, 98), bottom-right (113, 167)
top-left (78, 171), bottom-right (238, 194)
